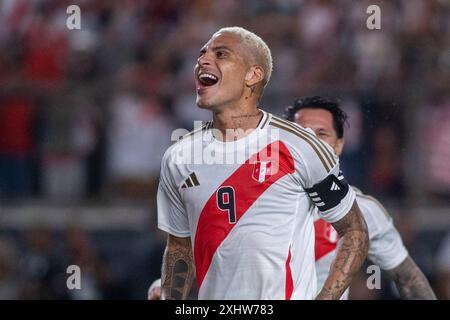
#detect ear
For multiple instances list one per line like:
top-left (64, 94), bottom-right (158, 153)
top-left (334, 138), bottom-right (345, 157)
top-left (245, 66), bottom-right (264, 87)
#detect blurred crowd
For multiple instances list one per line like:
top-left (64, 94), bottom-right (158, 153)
top-left (0, 0), bottom-right (449, 299)
top-left (0, 227), bottom-right (166, 299)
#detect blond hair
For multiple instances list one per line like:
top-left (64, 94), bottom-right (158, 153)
top-left (213, 27), bottom-right (273, 88)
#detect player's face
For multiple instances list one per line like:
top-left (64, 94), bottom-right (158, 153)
top-left (194, 32), bottom-right (250, 110)
top-left (294, 108), bottom-right (344, 156)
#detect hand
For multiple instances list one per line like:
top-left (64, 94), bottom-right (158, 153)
top-left (148, 279), bottom-right (162, 300)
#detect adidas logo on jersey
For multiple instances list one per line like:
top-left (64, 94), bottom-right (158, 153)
top-left (330, 182), bottom-right (341, 191)
top-left (181, 172), bottom-right (200, 189)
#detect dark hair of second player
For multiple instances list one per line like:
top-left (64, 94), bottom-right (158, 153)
top-left (284, 96), bottom-right (348, 139)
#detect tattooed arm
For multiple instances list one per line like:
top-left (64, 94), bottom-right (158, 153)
top-left (316, 202), bottom-right (369, 300)
top-left (387, 256), bottom-right (436, 300)
top-left (161, 234), bottom-right (195, 300)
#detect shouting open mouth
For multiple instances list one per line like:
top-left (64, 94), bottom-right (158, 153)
top-left (197, 71), bottom-right (219, 94)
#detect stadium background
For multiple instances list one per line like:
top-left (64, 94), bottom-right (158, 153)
top-left (0, 0), bottom-right (449, 299)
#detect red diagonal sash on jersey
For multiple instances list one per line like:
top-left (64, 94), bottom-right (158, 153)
top-left (285, 245), bottom-right (293, 300)
top-left (314, 219), bottom-right (339, 261)
top-left (194, 141), bottom-right (295, 289)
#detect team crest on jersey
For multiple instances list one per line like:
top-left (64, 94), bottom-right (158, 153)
top-left (252, 161), bottom-right (274, 183)
top-left (325, 224), bottom-right (339, 243)
top-left (315, 219), bottom-right (339, 244)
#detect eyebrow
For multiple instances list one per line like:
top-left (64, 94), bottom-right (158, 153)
top-left (316, 128), bottom-right (332, 134)
top-left (199, 45), bottom-right (233, 54)
top-left (211, 46), bottom-right (232, 52)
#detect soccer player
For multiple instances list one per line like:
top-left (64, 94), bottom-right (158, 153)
top-left (286, 96), bottom-right (437, 299)
top-left (157, 27), bottom-right (368, 300)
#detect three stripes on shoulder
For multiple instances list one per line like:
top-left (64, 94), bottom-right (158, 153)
top-left (181, 172), bottom-right (200, 189)
top-left (269, 116), bottom-right (337, 173)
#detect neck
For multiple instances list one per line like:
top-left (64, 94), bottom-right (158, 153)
top-left (211, 101), bottom-right (263, 142)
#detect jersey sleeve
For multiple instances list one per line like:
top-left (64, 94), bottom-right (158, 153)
top-left (157, 151), bottom-right (190, 237)
top-left (293, 127), bottom-right (356, 223)
top-left (358, 195), bottom-right (409, 270)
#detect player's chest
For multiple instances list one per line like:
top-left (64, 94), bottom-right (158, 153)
top-left (177, 160), bottom-right (298, 218)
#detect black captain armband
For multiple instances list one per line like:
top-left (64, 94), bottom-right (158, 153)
top-left (305, 172), bottom-right (350, 212)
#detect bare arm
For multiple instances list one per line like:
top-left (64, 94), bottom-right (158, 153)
top-left (387, 256), bottom-right (437, 300)
top-left (160, 234), bottom-right (195, 300)
top-left (316, 202), bottom-right (369, 300)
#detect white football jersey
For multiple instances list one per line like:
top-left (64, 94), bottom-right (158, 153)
top-left (158, 110), bottom-right (356, 300)
top-left (314, 187), bottom-right (409, 299)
